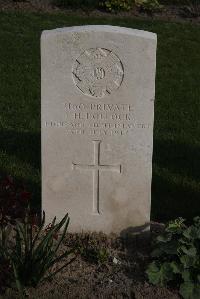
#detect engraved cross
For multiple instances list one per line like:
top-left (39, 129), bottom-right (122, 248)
top-left (72, 140), bottom-right (121, 215)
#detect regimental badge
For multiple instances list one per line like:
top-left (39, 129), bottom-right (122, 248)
top-left (72, 48), bottom-right (124, 98)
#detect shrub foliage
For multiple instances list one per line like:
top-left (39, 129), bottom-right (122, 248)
top-left (146, 217), bottom-right (200, 299)
top-left (100, 0), bottom-right (133, 11)
top-left (135, 0), bottom-right (162, 12)
top-left (52, 0), bottom-right (162, 12)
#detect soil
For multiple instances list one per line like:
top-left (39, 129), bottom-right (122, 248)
top-left (2, 223), bottom-right (181, 299)
top-left (0, 0), bottom-right (200, 24)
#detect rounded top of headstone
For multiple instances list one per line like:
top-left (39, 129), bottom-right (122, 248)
top-left (41, 25), bottom-right (157, 41)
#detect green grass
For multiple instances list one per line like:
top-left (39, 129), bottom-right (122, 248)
top-left (0, 12), bottom-right (199, 221)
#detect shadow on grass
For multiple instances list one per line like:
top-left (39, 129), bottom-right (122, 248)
top-left (0, 129), bottom-right (41, 213)
top-left (0, 166), bottom-right (41, 215)
top-left (152, 138), bottom-right (200, 222)
top-left (0, 129), bottom-right (40, 169)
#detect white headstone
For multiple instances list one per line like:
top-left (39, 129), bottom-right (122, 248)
top-left (41, 25), bottom-right (157, 234)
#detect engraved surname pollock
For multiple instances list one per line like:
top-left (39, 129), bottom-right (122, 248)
top-left (72, 140), bottom-right (121, 214)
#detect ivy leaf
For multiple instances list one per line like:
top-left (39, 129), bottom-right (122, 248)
top-left (166, 218), bottom-right (186, 234)
top-left (170, 261), bottom-right (182, 274)
top-left (151, 247), bottom-right (164, 257)
top-left (181, 270), bottom-right (192, 282)
top-left (180, 246), bottom-right (197, 257)
top-left (160, 240), bottom-right (180, 255)
top-left (180, 255), bottom-right (197, 268)
top-left (151, 240), bottom-right (180, 257)
top-left (183, 226), bottom-right (200, 240)
top-left (180, 282), bottom-right (200, 299)
top-left (156, 233), bottom-right (172, 243)
top-left (193, 217), bottom-right (200, 226)
top-left (146, 261), bottom-right (174, 287)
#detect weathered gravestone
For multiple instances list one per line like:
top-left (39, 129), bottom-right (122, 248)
top-left (41, 25), bottom-right (157, 234)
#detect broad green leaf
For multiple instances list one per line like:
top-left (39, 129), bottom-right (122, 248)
top-left (180, 246), bottom-right (197, 257)
top-left (170, 261), bottom-right (182, 274)
top-left (146, 261), bottom-right (174, 286)
top-left (156, 233), bottom-right (172, 243)
top-left (181, 270), bottom-right (192, 282)
top-left (193, 217), bottom-right (200, 226)
top-left (183, 227), bottom-right (200, 240)
top-left (180, 282), bottom-right (200, 299)
top-left (180, 255), bottom-right (197, 268)
top-left (166, 218), bottom-right (186, 233)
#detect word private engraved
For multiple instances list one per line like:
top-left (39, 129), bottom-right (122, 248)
top-left (72, 140), bottom-right (121, 214)
top-left (72, 48), bottom-right (124, 98)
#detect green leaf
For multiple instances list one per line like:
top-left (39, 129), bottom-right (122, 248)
top-left (151, 247), bottom-right (164, 257)
top-left (156, 233), bottom-right (172, 243)
top-left (180, 282), bottom-right (200, 299)
top-left (193, 217), bottom-right (200, 226)
top-left (170, 261), bottom-right (182, 274)
top-left (43, 255), bottom-right (77, 282)
top-left (181, 270), bottom-right (192, 282)
top-left (166, 218), bottom-right (186, 233)
top-left (32, 211), bottom-right (46, 250)
top-left (183, 226), bottom-right (200, 240)
top-left (7, 212), bottom-right (73, 289)
top-left (180, 255), bottom-right (197, 268)
top-left (54, 215), bottom-right (70, 254)
top-left (12, 262), bottom-right (24, 295)
top-left (157, 240), bottom-right (180, 255)
top-left (146, 261), bottom-right (174, 286)
top-left (180, 246), bottom-right (197, 257)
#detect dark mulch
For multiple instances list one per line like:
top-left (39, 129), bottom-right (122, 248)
top-left (2, 224), bottom-right (180, 299)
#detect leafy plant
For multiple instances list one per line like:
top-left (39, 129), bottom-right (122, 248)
top-left (135, 0), bottom-right (162, 13)
top-left (9, 211), bottom-right (76, 294)
top-left (100, 0), bottom-right (133, 12)
top-left (74, 234), bottom-right (109, 264)
top-left (146, 217), bottom-right (200, 299)
top-left (0, 176), bottom-right (77, 294)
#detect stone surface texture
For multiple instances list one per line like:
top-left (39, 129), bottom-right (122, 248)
top-left (41, 25), bottom-right (157, 234)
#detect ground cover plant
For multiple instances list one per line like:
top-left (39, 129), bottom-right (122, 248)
top-left (146, 217), bottom-right (200, 299)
